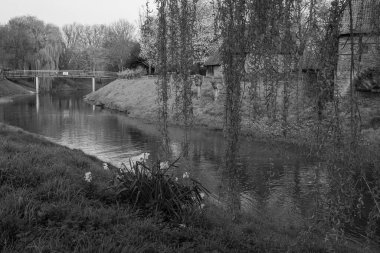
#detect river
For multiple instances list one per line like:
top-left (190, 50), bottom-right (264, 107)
top-left (0, 89), bottom-right (372, 242)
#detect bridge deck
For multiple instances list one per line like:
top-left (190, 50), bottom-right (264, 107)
top-left (4, 70), bottom-right (118, 79)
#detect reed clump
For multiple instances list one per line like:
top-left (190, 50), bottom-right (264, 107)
top-left (108, 160), bottom-right (209, 221)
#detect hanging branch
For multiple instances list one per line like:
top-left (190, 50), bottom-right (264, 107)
top-left (281, 0), bottom-right (294, 137)
top-left (168, 0), bottom-right (180, 72)
top-left (348, 0), bottom-right (360, 147)
top-left (168, 0), bottom-right (182, 120)
top-left (156, 0), bottom-right (170, 135)
top-left (216, 0), bottom-right (247, 159)
top-left (179, 0), bottom-right (196, 130)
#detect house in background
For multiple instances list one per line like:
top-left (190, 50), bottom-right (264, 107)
top-left (337, 0), bottom-right (380, 94)
top-left (204, 52), bottom-right (223, 78)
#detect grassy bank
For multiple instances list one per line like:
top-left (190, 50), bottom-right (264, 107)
top-left (0, 79), bottom-right (33, 98)
top-left (84, 78), bottom-right (380, 145)
top-left (84, 78), bottom-right (225, 129)
top-left (0, 122), bottom-right (370, 252)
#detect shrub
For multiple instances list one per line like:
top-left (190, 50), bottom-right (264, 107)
top-left (117, 68), bottom-right (145, 79)
top-left (108, 160), bottom-right (209, 221)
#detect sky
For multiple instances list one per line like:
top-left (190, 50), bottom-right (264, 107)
top-left (0, 0), bottom-right (146, 27)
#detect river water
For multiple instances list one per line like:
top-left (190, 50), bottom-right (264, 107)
top-left (0, 90), bottom-right (372, 241)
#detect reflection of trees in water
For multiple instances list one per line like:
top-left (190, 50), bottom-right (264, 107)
top-left (215, 141), bottom-right (327, 225)
top-left (1, 93), bottom-right (335, 227)
top-left (222, 137), bottom-right (243, 218)
top-left (190, 133), bottom-right (224, 167)
top-left (158, 127), bottom-right (171, 161)
top-left (0, 107), bottom-right (4, 121)
top-left (1, 96), bottom-right (41, 133)
top-left (182, 130), bottom-right (190, 159)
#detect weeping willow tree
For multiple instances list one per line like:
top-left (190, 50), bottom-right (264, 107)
top-left (316, 0), bottom-right (346, 146)
top-left (216, 0), bottom-right (247, 159)
top-left (156, 0), bottom-right (170, 137)
top-left (214, 0), bottom-right (247, 217)
top-left (167, 0), bottom-right (182, 122)
top-left (156, 0), bottom-right (196, 147)
top-left (37, 25), bottom-right (63, 91)
top-left (0, 16), bottom-right (63, 91)
top-left (179, 0), bottom-right (196, 131)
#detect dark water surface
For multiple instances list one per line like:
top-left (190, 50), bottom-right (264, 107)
top-left (0, 90), bottom-right (357, 236)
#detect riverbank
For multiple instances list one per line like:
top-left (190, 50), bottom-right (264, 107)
top-left (0, 122), bottom-right (370, 252)
top-left (85, 78), bottom-right (223, 128)
top-left (0, 79), bottom-right (33, 98)
top-left (84, 78), bottom-right (380, 145)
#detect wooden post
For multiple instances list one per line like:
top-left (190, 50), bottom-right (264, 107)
top-left (92, 77), bottom-right (96, 92)
top-left (35, 76), bottom-right (39, 94)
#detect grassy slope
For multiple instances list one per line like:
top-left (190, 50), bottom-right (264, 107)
top-left (1, 123), bottom-right (369, 252)
top-left (0, 79), bottom-right (33, 97)
top-left (84, 78), bottom-right (380, 144)
top-left (83, 78), bottom-right (323, 141)
top-left (84, 78), bottom-right (225, 129)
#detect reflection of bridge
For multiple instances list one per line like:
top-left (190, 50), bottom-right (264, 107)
top-left (4, 70), bottom-right (118, 93)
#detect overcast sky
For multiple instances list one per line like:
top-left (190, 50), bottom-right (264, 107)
top-left (0, 0), bottom-right (145, 27)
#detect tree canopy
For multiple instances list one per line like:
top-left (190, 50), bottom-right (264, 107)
top-left (0, 16), bottom-right (141, 72)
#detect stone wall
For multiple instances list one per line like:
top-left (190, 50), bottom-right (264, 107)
top-left (336, 35), bottom-right (380, 94)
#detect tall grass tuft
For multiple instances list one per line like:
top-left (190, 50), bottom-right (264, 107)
top-left (109, 160), bottom-right (209, 221)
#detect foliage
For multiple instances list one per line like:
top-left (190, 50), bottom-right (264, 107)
top-left (156, 0), bottom-right (170, 137)
top-left (139, 1), bottom-right (158, 75)
top-left (215, 0), bottom-right (247, 161)
top-left (0, 16), bottom-right (63, 72)
top-left (139, 0), bottom-right (218, 71)
top-left (117, 68), bottom-right (145, 79)
top-left (0, 16), bottom-right (140, 74)
top-left (299, 142), bottom-right (380, 248)
top-left (0, 16), bottom-right (64, 91)
top-left (104, 20), bottom-right (139, 72)
top-left (109, 160), bottom-right (208, 221)
top-left (60, 20), bottom-right (140, 72)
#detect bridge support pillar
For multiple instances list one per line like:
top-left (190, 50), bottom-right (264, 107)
top-left (92, 77), bottom-right (95, 92)
top-left (35, 76), bottom-right (39, 94)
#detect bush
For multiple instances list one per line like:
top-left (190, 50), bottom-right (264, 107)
top-left (108, 160), bottom-right (209, 221)
top-left (117, 68), bottom-right (145, 79)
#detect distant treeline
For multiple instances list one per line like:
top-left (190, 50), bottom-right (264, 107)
top-left (0, 16), bottom-right (141, 72)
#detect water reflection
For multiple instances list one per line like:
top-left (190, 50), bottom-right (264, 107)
top-left (36, 93), bottom-right (40, 114)
top-left (0, 90), bottom-right (320, 231)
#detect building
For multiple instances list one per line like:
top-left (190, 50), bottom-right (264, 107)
top-left (204, 52), bottom-right (223, 78)
top-left (337, 0), bottom-right (380, 94)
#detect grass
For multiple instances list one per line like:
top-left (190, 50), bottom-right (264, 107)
top-left (83, 78), bottom-right (225, 128)
top-left (0, 122), bottom-right (375, 252)
top-left (0, 79), bottom-right (33, 98)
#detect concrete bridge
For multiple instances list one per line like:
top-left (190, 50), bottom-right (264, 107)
top-left (3, 70), bottom-right (118, 93)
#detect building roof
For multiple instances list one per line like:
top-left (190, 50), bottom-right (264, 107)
top-left (204, 51), bottom-right (221, 66)
top-left (340, 0), bottom-right (380, 35)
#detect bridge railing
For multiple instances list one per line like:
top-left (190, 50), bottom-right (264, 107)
top-left (4, 70), bottom-right (118, 79)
